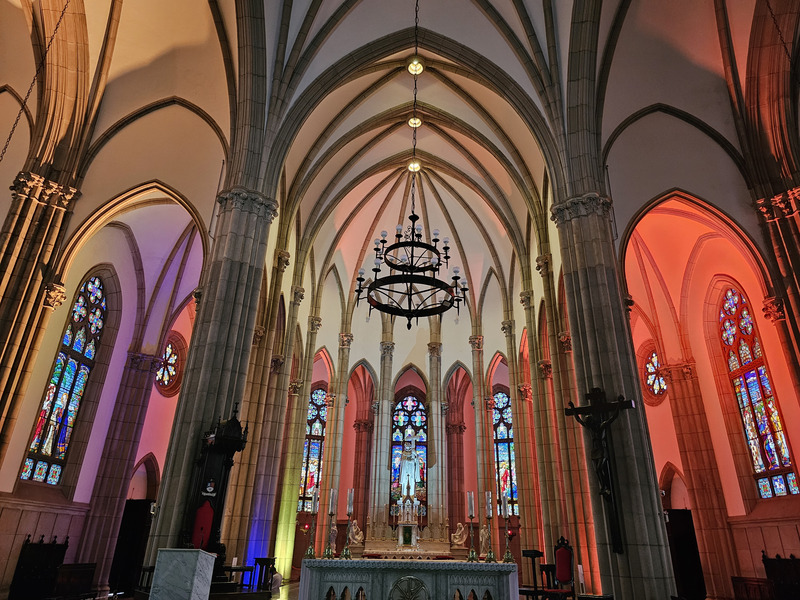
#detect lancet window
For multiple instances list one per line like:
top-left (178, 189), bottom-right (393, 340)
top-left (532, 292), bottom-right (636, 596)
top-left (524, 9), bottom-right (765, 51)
top-left (492, 390), bottom-right (518, 515)
top-left (719, 287), bottom-right (798, 498)
top-left (390, 393), bottom-right (428, 516)
top-left (20, 276), bottom-right (107, 485)
top-left (298, 388), bottom-right (328, 511)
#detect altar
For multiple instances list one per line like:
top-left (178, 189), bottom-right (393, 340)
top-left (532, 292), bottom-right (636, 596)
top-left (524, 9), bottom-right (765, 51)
top-left (299, 558), bottom-right (518, 600)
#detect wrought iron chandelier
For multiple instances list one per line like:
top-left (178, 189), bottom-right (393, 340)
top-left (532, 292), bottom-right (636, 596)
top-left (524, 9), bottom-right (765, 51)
top-left (355, 0), bottom-right (468, 330)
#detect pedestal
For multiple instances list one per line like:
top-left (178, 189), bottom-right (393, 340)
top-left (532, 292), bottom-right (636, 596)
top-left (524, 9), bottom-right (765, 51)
top-left (151, 548), bottom-right (215, 600)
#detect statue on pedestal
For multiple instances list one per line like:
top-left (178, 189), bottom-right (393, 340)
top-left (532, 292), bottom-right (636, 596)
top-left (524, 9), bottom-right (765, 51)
top-left (450, 522), bottom-right (468, 547)
top-left (399, 434), bottom-right (420, 500)
top-left (479, 524), bottom-right (490, 556)
top-left (348, 519), bottom-right (364, 545)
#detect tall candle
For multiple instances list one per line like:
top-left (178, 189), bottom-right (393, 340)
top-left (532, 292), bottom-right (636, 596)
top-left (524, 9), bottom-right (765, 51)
top-left (329, 488), bottom-right (337, 515)
top-left (467, 491), bottom-right (475, 518)
top-left (347, 488), bottom-right (354, 515)
top-left (501, 494), bottom-right (509, 519)
top-left (312, 488), bottom-right (319, 514)
top-left (485, 491), bottom-right (492, 518)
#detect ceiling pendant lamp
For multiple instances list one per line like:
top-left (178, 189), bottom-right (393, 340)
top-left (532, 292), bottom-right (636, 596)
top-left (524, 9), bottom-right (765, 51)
top-left (355, 0), bottom-right (468, 330)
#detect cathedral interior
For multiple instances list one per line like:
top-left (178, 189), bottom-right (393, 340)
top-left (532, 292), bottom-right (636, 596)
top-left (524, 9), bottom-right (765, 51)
top-left (1, 1), bottom-right (800, 599)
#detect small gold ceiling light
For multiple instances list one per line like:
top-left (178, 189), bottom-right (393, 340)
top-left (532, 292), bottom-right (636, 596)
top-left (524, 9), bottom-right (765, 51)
top-left (406, 55), bottom-right (425, 75)
top-left (408, 116), bottom-right (423, 128)
top-left (407, 159), bottom-right (421, 172)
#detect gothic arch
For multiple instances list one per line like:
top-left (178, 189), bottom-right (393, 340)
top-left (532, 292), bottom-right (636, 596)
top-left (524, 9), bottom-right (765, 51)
top-left (131, 452), bottom-right (161, 500)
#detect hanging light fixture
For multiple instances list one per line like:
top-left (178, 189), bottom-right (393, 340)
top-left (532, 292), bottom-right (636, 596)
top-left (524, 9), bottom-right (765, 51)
top-left (355, 0), bottom-right (468, 330)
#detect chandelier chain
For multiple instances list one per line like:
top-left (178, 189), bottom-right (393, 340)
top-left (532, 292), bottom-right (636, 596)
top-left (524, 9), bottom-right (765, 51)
top-left (0, 0), bottom-right (73, 167)
top-left (410, 0), bottom-right (420, 216)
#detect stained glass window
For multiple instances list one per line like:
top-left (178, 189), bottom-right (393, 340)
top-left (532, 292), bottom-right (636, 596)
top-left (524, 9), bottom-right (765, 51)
top-left (155, 334), bottom-right (185, 397)
top-left (644, 350), bottom-right (667, 396)
top-left (493, 391), bottom-right (518, 516)
top-left (390, 394), bottom-right (427, 517)
top-left (298, 389), bottom-right (328, 511)
top-left (719, 287), bottom-right (798, 499)
top-left (21, 276), bottom-right (106, 486)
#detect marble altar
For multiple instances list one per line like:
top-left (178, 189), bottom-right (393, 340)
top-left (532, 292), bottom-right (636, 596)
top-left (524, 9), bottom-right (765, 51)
top-left (299, 558), bottom-right (518, 600)
top-left (150, 548), bottom-right (215, 600)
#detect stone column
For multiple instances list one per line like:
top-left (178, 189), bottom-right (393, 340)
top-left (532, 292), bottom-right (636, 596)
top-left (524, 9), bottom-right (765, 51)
top-left (317, 332), bottom-right (354, 548)
top-left (368, 341), bottom-right (394, 537)
top-left (664, 362), bottom-right (736, 600)
top-left (146, 187), bottom-right (277, 561)
top-left (426, 342), bottom-right (445, 539)
top-left (552, 193), bottom-right (674, 597)
top-left (78, 352), bottom-right (161, 591)
top-left (0, 173), bottom-right (79, 461)
top-left (274, 312), bottom-right (320, 578)
top-left (352, 418), bottom-right (374, 528)
top-left (445, 422), bottom-right (467, 532)
top-left (468, 335), bottom-right (491, 520)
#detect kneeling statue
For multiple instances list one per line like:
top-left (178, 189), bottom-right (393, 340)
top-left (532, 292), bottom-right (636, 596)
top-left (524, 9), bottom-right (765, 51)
top-left (450, 522), bottom-right (468, 547)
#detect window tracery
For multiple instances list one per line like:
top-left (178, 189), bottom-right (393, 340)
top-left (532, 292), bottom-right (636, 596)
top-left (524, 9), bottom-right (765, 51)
top-left (492, 390), bottom-right (518, 515)
top-left (390, 393), bottom-right (427, 517)
top-left (298, 388), bottom-right (328, 511)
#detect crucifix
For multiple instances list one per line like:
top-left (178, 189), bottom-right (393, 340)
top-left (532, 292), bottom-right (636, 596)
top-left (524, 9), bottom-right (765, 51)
top-left (565, 387), bottom-right (634, 554)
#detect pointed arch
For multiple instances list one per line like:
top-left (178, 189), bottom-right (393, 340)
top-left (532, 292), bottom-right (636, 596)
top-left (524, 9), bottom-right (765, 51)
top-left (131, 452), bottom-right (161, 500)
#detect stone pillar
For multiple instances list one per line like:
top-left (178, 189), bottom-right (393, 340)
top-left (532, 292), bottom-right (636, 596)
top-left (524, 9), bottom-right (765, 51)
top-left (274, 312), bottom-right (320, 578)
top-left (352, 418), bottom-right (374, 528)
top-left (146, 187), bottom-right (277, 561)
top-left (665, 362), bottom-right (736, 600)
top-left (0, 172), bottom-right (79, 461)
top-left (445, 422), bottom-right (467, 532)
top-left (426, 342), bottom-right (446, 539)
top-left (468, 335), bottom-right (491, 520)
top-left (368, 341), bottom-right (394, 537)
top-left (317, 332), bottom-right (354, 548)
top-left (552, 192), bottom-right (674, 597)
top-left (78, 352), bottom-right (161, 591)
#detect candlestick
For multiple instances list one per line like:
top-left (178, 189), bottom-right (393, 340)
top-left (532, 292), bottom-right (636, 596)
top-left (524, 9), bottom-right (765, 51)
top-left (304, 511), bottom-right (317, 559)
top-left (467, 491), bottom-right (474, 518)
top-left (329, 488), bottom-right (337, 516)
top-left (467, 515), bottom-right (477, 562)
top-left (485, 491), bottom-right (492, 518)
top-left (503, 500), bottom-right (514, 563)
top-left (312, 488), bottom-right (319, 515)
top-left (485, 514), bottom-right (496, 563)
top-left (501, 494), bottom-right (509, 519)
top-left (347, 488), bottom-right (354, 515)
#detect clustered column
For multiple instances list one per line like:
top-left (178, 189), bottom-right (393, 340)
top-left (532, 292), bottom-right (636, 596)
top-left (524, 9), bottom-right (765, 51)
top-left (368, 341), bottom-right (394, 537)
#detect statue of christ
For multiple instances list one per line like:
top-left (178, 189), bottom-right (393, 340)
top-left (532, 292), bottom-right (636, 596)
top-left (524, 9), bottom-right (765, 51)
top-left (398, 433), bottom-right (420, 499)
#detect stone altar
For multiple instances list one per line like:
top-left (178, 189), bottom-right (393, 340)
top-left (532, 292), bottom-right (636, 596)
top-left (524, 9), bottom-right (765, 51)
top-left (299, 558), bottom-right (518, 599)
top-left (150, 548), bottom-right (215, 600)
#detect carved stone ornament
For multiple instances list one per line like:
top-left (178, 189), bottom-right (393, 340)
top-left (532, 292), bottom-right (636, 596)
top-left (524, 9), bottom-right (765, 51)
top-left (441, 402), bottom-right (449, 415)
top-left (519, 290), bottom-right (533, 309)
top-left (271, 355), bottom-right (285, 373)
top-left (354, 419), bottom-right (374, 433)
top-left (535, 254), bottom-right (551, 276)
top-left (517, 383), bottom-right (532, 402)
top-left (428, 342), bottom-right (442, 357)
top-left (757, 187), bottom-right (800, 221)
top-left (11, 171), bottom-right (80, 210)
top-left (292, 285), bottom-right (305, 306)
top-left (538, 359), bottom-right (552, 379)
top-left (624, 294), bottom-right (635, 312)
top-left (484, 396), bottom-right (496, 412)
top-left (252, 326), bottom-right (265, 346)
top-left (217, 186), bottom-right (278, 223)
top-left (372, 401), bottom-right (380, 414)
top-left (468, 335), bottom-right (483, 351)
top-left (43, 282), bottom-right (67, 310)
top-left (501, 320), bottom-right (514, 336)
top-left (380, 341), bottom-right (395, 357)
top-left (340, 332), bottom-right (354, 348)
top-left (326, 393), bottom-right (336, 408)
top-left (289, 379), bottom-right (304, 394)
top-left (193, 287), bottom-right (202, 309)
top-left (309, 315), bottom-right (322, 332)
top-left (446, 423), bottom-right (467, 435)
top-left (276, 250), bottom-right (291, 272)
top-left (763, 296), bottom-right (786, 322)
top-left (128, 352), bottom-right (163, 374)
top-left (550, 192), bottom-right (612, 226)
top-left (558, 331), bottom-right (572, 352)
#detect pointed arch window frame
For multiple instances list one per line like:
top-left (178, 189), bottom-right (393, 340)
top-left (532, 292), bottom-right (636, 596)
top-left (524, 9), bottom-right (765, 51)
top-left (389, 387), bottom-right (428, 519)
top-left (298, 385), bottom-right (329, 512)
top-left (492, 385), bottom-right (519, 516)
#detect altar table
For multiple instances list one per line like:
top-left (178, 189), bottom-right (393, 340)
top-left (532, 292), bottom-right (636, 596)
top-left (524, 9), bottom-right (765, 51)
top-left (299, 558), bottom-right (518, 599)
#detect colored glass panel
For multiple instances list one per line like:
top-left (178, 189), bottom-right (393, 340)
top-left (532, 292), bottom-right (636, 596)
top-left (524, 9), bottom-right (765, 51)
top-left (773, 475), bottom-right (787, 496)
top-left (739, 339), bottom-right (752, 364)
top-left (721, 320), bottom-right (736, 345)
top-left (644, 350), bottom-right (667, 395)
top-left (390, 393), bottom-right (428, 513)
top-left (21, 275), bottom-right (106, 485)
top-left (156, 342), bottom-right (179, 386)
top-left (298, 389), bottom-right (328, 511)
top-left (728, 351), bottom-right (740, 372)
top-left (739, 308), bottom-right (753, 334)
top-left (493, 391), bottom-right (519, 516)
top-left (758, 367), bottom-right (773, 397)
top-left (788, 473), bottom-right (799, 494)
top-left (754, 337), bottom-right (762, 358)
top-left (758, 478), bottom-right (772, 498)
top-left (723, 289), bottom-right (739, 314)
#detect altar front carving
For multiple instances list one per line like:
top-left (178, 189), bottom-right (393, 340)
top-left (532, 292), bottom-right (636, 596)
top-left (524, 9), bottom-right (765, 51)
top-left (299, 559), bottom-right (518, 600)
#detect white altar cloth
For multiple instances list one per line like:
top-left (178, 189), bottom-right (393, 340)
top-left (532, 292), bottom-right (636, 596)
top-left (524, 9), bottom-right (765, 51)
top-left (299, 558), bottom-right (518, 599)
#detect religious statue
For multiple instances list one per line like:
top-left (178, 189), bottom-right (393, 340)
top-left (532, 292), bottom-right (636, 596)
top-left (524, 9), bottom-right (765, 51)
top-left (348, 519), bottom-right (364, 545)
top-left (450, 522), bottom-right (468, 547)
top-left (479, 523), bottom-right (490, 556)
top-left (329, 522), bottom-right (338, 550)
top-left (398, 435), bottom-right (420, 498)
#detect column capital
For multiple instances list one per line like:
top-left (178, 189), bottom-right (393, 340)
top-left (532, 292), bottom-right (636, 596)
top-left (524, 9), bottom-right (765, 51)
top-left (289, 379), bottom-right (304, 394)
top-left (354, 419), bottom-right (374, 433)
top-left (468, 335), bottom-right (483, 350)
top-left (517, 383), bottom-right (532, 401)
top-left (550, 192), bottom-right (611, 226)
top-left (127, 352), bottom-right (163, 373)
top-left (340, 332), bottom-right (354, 348)
top-left (193, 287), bottom-right (202, 309)
top-left (309, 315), bottom-right (322, 332)
top-left (535, 253), bottom-right (551, 276)
top-left (763, 296), bottom-right (786, 322)
top-left (217, 187), bottom-right (278, 223)
top-left (664, 361), bottom-right (695, 381)
top-left (43, 282), bottom-right (67, 310)
top-left (291, 285), bottom-right (305, 306)
top-left (427, 342), bottom-right (442, 357)
top-left (537, 359), bottom-right (552, 379)
top-left (519, 290), bottom-right (533, 309)
top-left (501, 320), bottom-right (514, 336)
top-left (484, 396), bottom-right (496, 412)
top-left (11, 171), bottom-right (80, 210)
top-left (271, 354), bottom-right (285, 373)
top-left (380, 341), bottom-right (395, 357)
top-left (558, 331), bottom-right (572, 352)
top-left (252, 325), bottom-right (265, 346)
top-left (756, 187), bottom-right (800, 221)
top-left (276, 250), bottom-right (291, 271)
top-left (446, 422), bottom-right (467, 435)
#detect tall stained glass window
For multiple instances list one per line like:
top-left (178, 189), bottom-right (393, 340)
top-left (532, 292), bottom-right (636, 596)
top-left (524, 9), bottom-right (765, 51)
top-left (298, 388), bottom-right (328, 511)
top-left (20, 276), bottom-right (106, 485)
top-left (719, 287), bottom-right (799, 498)
top-left (390, 394), bottom-right (427, 516)
top-left (644, 350), bottom-right (667, 396)
top-left (493, 391), bottom-right (518, 515)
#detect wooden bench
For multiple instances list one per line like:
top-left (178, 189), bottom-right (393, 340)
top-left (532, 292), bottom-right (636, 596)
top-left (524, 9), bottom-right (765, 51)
top-left (762, 551), bottom-right (800, 600)
top-left (9, 535), bottom-right (69, 600)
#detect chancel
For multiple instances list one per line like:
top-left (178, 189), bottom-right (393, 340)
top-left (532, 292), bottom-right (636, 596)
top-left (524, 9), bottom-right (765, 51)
top-left (1, 1), bottom-right (800, 600)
